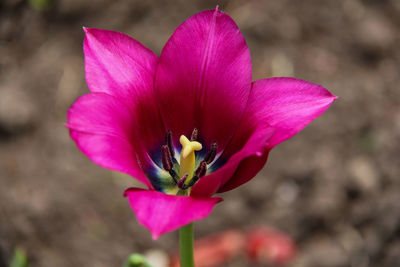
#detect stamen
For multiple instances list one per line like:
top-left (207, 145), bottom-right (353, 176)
top-left (190, 128), bottom-right (198, 141)
top-left (165, 130), bottom-right (175, 157)
top-left (183, 175), bottom-right (199, 189)
top-left (195, 161), bottom-right (207, 178)
top-left (177, 174), bottom-right (188, 189)
top-left (161, 145), bottom-right (173, 171)
top-left (180, 163), bottom-right (206, 190)
top-left (160, 132), bottom-right (217, 191)
top-left (169, 169), bottom-right (179, 184)
top-left (204, 142), bottom-right (218, 164)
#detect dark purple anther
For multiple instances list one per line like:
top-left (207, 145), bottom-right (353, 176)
top-left (178, 174), bottom-right (188, 189)
top-left (165, 130), bottom-right (175, 157)
top-left (161, 145), bottom-right (173, 171)
top-left (190, 128), bottom-right (198, 141)
top-left (195, 161), bottom-right (207, 178)
top-left (204, 142), bottom-right (217, 164)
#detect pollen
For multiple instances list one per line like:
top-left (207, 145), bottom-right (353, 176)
top-left (179, 135), bottom-right (202, 179)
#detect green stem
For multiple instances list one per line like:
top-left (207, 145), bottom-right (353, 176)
top-left (179, 223), bottom-right (194, 267)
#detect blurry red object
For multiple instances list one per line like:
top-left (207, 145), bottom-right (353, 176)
top-left (170, 230), bottom-right (245, 267)
top-left (246, 227), bottom-right (296, 265)
top-left (170, 227), bottom-right (296, 266)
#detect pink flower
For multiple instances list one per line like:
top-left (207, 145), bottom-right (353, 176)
top-left (67, 8), bottom-right (336, 239)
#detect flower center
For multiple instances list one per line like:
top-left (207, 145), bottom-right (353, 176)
top-left (179, 135), bottom-right (202, 179)
top-left (161, 128), bottom-right (217, 192)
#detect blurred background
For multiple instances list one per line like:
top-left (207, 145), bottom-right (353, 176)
top-left (1, 0), bottom-right (399, 266)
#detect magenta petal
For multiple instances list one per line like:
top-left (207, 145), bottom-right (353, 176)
top-left (124, 188), bottom-right (222, 239)
top-left (155, 9), bottom-right (252, 150)
top-left (216, 78), bottom-right (336, 193)
top-left (67, 93), bottom-right (151, 187)
top-left (83, 28), bottom-right (165, 154)
top-left (84, 27), bottom-right (157, 102)
top-left (246, 78), bottom-right (337, 148)
top-left (218, 152), bottom-right (269, 193)
top-left (193, 78), bottom-right (336, 195)
top-left (191, 126), bottom-right (275, 197)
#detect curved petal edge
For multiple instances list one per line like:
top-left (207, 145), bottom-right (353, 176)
top-left (83, 27), bottom-right (158, 102)
top-left (66, 93), bottom-right (152, 187)
top-left (124, 188), bottom-right (222, 239)
top-left (249, 78), bottom-right (337, 148)
top-left (218, 151), bottom-right (269, 193)
top-left (191, 126), bottom-right (275, 196)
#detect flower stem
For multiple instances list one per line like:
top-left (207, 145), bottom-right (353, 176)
top-left (179, 223), bottom-right (194, 267)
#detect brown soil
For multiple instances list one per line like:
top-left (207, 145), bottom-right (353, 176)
top-left (1, 0), bottom-right (399, 266)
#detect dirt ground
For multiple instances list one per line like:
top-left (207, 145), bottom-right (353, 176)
top-left (1, 0), bottom-right (400, 266)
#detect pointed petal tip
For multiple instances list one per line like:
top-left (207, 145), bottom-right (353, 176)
top-left (82, 27), bottom-right (98, 36)
top-left (64, 122), bottom-right (78, 131)
top-left (64, 122), bottom-right (79, 132)
top-left (326, 93), bottom-right (338, 105)
top-left (123, 187), bottom-right (138, 197)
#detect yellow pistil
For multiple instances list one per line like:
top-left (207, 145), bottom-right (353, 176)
top-left (179, 135), bottom-right (202, 180)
